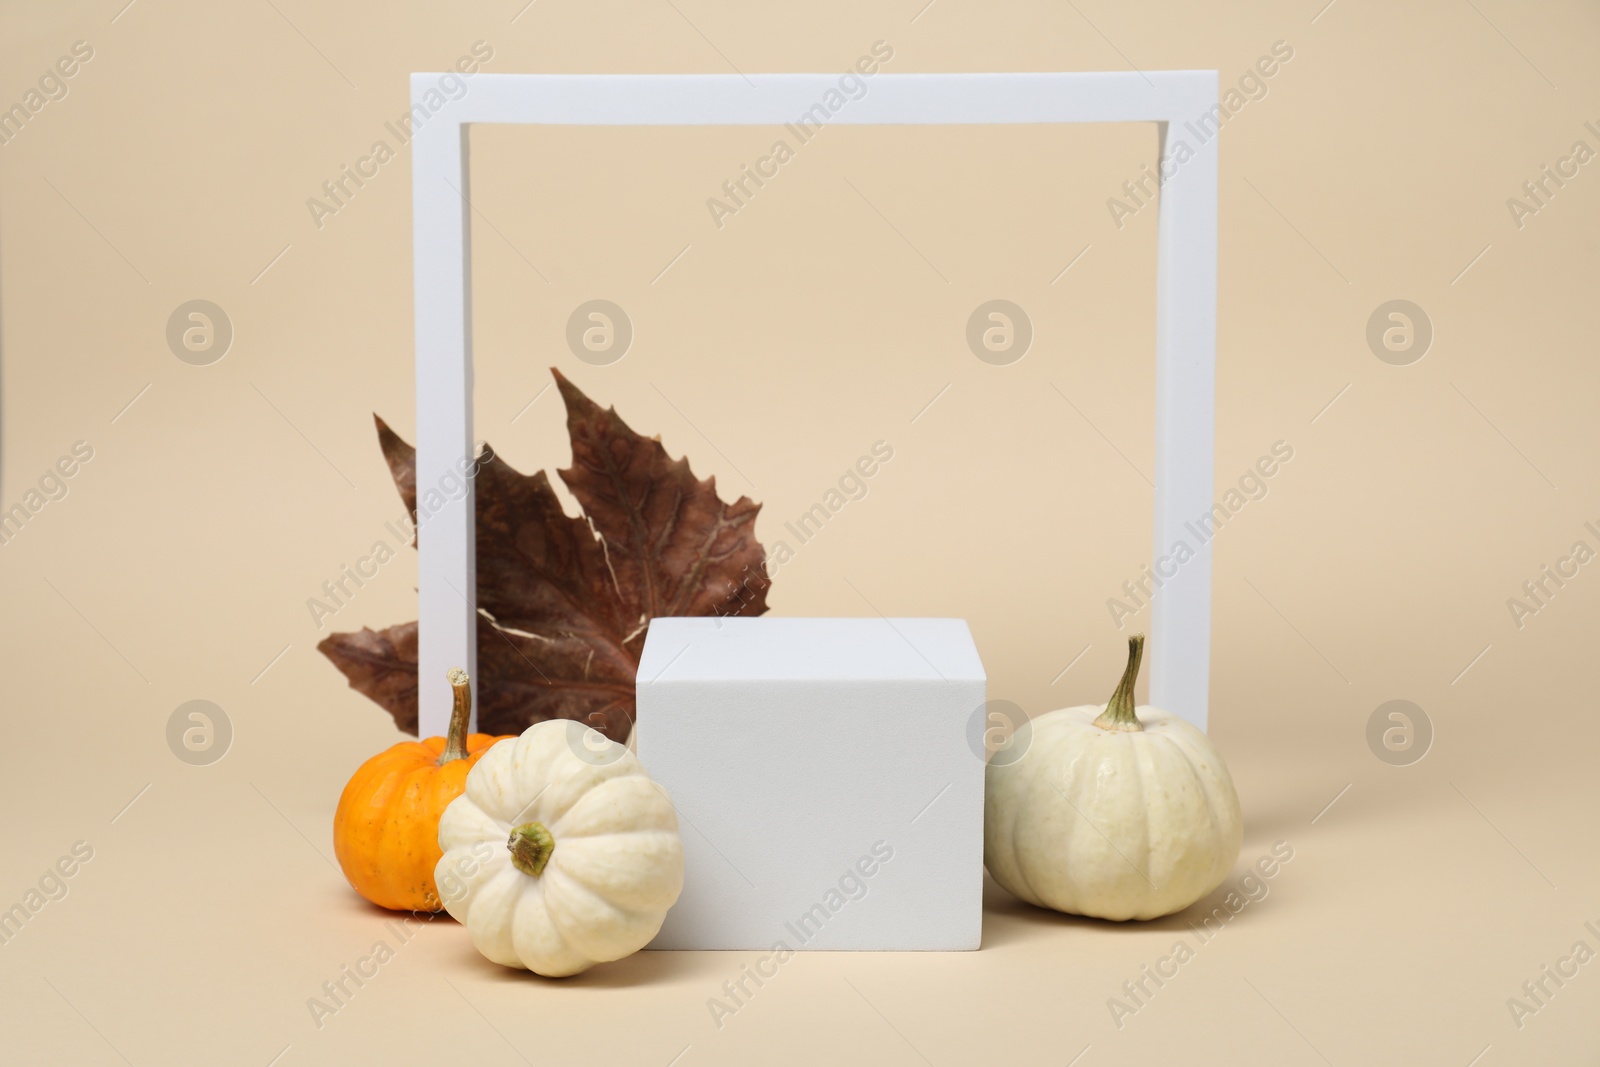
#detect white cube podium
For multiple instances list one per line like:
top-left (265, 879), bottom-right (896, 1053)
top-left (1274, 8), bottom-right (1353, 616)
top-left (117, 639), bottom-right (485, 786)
top-left (636, 617), bottom-right (986, 951)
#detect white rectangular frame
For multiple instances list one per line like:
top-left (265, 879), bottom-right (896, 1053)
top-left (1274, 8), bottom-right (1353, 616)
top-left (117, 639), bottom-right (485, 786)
top-left (411, 71), bottom-right (1219, 735)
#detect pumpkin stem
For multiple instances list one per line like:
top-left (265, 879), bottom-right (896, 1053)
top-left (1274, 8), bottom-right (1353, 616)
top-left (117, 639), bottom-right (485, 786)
top-left (508, 822), bottom-right (555, 877)
top-left (1093, 633), bottom-right (1146, 732)
top-left (438, 667), bottom-right (472, 765)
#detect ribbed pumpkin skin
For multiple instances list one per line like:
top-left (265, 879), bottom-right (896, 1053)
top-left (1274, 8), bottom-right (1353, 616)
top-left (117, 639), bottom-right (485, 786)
top-left (334, 733), bottom-right (510, 912)
top-left (984, 705), bottom-right (1242, 921)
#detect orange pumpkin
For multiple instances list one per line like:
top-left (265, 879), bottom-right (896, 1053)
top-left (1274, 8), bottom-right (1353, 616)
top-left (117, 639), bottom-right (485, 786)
top-left (333, 668), bottom-right (512, 912)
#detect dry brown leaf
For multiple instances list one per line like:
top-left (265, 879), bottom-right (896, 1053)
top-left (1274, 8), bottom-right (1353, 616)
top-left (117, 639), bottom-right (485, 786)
top-left (319, 369), bottom-right (770, 738)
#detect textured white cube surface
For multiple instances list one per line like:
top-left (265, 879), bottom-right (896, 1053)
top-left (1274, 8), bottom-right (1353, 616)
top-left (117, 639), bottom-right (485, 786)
top-left (636, 617), bottom-right (985, 951)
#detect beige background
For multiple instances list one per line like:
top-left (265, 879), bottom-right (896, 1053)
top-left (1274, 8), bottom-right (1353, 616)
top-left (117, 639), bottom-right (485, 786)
top-left (2, 0), bottom-right (1597, 1063)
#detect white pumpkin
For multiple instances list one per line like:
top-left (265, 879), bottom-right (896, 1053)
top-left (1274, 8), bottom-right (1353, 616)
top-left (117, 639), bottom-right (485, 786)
top-left (435, 719), bottom-right (684, 976)
top-left (985, 634), bottom-right (1242, 921)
